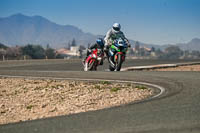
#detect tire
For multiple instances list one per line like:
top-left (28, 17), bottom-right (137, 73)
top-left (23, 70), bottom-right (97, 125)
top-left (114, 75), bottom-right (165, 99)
top-left (91, 61), bottom-right (97, 71)
top-left (108, 56), bottom-right (115, 71)
top-left (99, 59), bottom-right (103, 65)
top-left (84, 62), bottom-right (88, 71)
top-left (116, 54), bottom-right (122, 71)
top-left (88, 60), bottom-right (95, 71)
top-left (109, 65), bottom-right (115, 71)
top-left (92, 65), bottom-right (97, 71)
top-left (84, 60), bottom-right (95, 71)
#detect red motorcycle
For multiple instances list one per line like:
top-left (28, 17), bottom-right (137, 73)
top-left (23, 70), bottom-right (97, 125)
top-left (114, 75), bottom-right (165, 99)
top-left (83, 48), bottom-right (104, 71)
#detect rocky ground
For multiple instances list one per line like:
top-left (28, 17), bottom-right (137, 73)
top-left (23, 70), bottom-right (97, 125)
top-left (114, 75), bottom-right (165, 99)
top-left (0, 78), bottom-right (153, 125)
top-left (153, 65), bottom-right (200, 71)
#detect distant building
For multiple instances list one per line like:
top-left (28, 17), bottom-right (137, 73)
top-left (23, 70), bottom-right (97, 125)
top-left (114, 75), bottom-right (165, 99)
top-left (56, 46), bottom-right (80, 58)
top-left (143, 47), bottom-right (151, 52)
top-left (69, 46), bottom-right (80, 56)
top-left (133, 45), bottom-right (151, 52)
top-left (135, 41), bottom-right (140, 51)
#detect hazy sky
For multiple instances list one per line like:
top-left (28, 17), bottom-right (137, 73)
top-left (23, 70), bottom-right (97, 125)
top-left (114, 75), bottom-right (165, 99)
top-left (0, 0), bottom-right (200, 45)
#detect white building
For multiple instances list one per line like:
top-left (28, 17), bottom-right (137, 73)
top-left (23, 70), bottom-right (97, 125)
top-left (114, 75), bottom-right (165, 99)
top-left (56, 46), bottom-right (80, 57)
top-left (69, 46), bottom-right (80, 56)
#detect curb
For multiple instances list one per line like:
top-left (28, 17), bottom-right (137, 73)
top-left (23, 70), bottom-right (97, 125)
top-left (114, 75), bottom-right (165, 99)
top-left (121, 62), bottom-right (200, 71)
top-left (0, 75), bottom-right (165, 101)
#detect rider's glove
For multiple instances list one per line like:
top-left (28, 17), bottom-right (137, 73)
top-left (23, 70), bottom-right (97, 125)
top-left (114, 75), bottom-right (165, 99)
top-left (128, 43), bottom-right (131, 48)
top-left (88, 49), bottom-right (92, 53)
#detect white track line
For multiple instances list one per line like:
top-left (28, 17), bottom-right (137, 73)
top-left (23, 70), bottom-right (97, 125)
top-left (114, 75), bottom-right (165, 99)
top-left (0, 75), bottom-right (165, 101)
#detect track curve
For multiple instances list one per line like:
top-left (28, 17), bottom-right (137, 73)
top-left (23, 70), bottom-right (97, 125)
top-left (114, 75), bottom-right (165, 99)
top-left (0, 60), bottom-right (200, 133)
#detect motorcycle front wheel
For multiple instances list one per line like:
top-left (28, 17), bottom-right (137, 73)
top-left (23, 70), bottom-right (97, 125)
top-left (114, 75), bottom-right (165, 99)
top-left (84, 60), bottom-right (95, 71)
top-left (116, 54), bottom-right (122, 71)
top-left (109, 65), bottom-right (115, 71)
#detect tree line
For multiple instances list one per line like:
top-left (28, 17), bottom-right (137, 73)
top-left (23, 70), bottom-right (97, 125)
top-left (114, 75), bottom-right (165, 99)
top-left (155, 46), bottom-right (200, 59)
top-left (1, 41), bottom-right (200, 60)
top-left (0, 43), bottom-right (56, 60)
top-left (127, 43), bottom-right (200, 59)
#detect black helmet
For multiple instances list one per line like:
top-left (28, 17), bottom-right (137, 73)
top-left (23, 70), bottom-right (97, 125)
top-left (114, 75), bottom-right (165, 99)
top-left (96, 38), bottom-right (104, 48)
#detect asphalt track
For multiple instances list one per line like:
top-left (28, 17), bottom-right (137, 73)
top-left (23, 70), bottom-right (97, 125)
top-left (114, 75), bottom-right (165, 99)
top-left (0, 59), bottom-right (200, 133)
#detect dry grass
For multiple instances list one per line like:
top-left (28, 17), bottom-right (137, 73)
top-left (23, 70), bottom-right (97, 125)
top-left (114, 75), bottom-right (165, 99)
top-left (0, 78), bottom-right (153, 125)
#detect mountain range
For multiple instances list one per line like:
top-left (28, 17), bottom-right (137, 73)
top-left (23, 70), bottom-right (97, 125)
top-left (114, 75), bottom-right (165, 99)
top-left (0, 13), bottom-right (100, 48)
top-left (0, 13), bottom-right (200, 51)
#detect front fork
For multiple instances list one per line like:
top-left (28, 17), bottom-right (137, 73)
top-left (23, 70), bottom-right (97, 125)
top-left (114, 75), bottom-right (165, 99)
top-left (108, 53), bottom-right (125, 68)
top-left (114, 52), bottom-right (125, 63)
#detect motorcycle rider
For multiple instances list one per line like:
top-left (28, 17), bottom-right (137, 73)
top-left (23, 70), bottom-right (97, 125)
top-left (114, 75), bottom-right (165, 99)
top-left (83, 38), bottom-right (105, 65)
top-left (104, 23), bottom-right (130, 56)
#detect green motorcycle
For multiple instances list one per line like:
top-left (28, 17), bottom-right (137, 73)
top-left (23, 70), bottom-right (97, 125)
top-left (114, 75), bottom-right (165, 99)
top-left (108, 38), bottom-right (128, 71)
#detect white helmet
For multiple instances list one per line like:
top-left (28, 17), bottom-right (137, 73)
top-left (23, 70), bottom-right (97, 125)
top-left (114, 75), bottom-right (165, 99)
top-left (112, 23), bottom-right (121, 32)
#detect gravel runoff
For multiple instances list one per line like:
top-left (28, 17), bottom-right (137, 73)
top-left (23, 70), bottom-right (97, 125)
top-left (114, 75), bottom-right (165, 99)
top-left (0, 78), bottom-right (153, 125)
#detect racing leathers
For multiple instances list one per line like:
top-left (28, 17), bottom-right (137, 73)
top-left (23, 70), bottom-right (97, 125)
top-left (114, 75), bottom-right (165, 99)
top-left (104, 28), bottom-right (130, 47)
top-left (104, 28), bottom-right (130, 57)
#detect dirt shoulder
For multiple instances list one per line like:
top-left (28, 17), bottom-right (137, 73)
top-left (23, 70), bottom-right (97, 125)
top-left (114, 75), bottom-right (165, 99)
top-left (152, 65), bottom-right (200, 71)
top-left (0, 78), bottom-right (153, 125)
